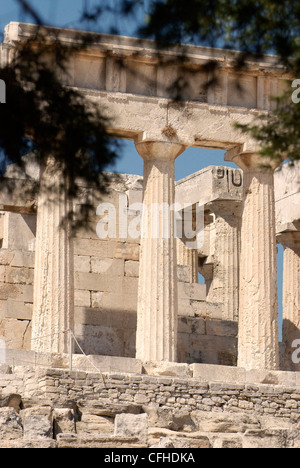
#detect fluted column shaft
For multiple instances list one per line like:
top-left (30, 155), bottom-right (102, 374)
top-left (206, 201), bottom-right (241, 321)
top-left (279, 232), bottom-right (300, 371)
top-left (31, 157), bottom-right (74, 354)
top-left (135, 141), bottom-right (185, 362)
top-left (228, 152), bottom-right (279, 370)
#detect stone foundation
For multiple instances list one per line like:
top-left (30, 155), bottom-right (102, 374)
top-left (1, 358), bottom-right (300, 448)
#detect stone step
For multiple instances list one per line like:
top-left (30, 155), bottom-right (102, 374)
top-left (56, 433), bottom-right (147, 449)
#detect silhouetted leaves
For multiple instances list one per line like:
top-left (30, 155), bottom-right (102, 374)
top-left (2, 0), bottom-right (300, 199)
top-left (141, 0), bottom-right (300, 162)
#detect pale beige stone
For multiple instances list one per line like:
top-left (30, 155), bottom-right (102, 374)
top-left (0, 23), bottom-right (294, 370)
top-left (31, 157), bottom-right (74, 354)
top-left (227, 151), bottom-right (279, 371)
top-left (277, 230), bottom-right (300, 371)
top-left (10, 251), bottom-right (35, 268)
top-left (0, 266), bottom-right (5, 282)
top-left (91, 258), bottom-right (124, 276)
top-left (74, 255), bottom-right (90, 273)
top-left (1, 213), bottom-right (36, 251)
top-left (124, 260), bottom-right (139, 278)
top-left (75, 290), bottom-right (91, 308)
top-left (0, 250), bottom-right (14, 266)
top-left (135, 141), bottom-right (185, 362)
top-left (91, 291), bottom-right (103, 309)
top-left (6, 267), bottom-right (34, 285)
top-left (0, 318), bottom-right (31, 350)
top-left (206, 200), bottom-right (241, 321)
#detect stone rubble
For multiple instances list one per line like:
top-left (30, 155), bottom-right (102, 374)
top-left (0, 364), bottom-right (300, 448)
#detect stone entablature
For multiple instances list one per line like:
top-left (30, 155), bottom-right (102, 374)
top-left (1, 22), bottom-right (289, 150)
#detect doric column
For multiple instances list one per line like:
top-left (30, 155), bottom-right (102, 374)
top-left (206, 200), bottom-right (241, 321)
top-left (31, 157), bottom-right (74, 354)
top-left (227, 151), bottom-right (279, 370)
top-left (135, 141), bottom-right (185, 362)
top-left (277, 229), bottom-right (300, 371)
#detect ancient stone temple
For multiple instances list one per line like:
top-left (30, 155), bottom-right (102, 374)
top-left (1, 22), bottom-right (300, 449)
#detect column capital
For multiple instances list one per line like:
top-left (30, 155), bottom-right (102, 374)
top-left (277, 229), bottom-right (300, 249)
top-left (135, 140), bottom-right (185, 162)
top-left (225, 148), bottom-right (281, 172)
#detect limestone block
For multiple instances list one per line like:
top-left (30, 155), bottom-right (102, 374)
top-left (22, 285), bottom-right (33, 303)
top-left (76, 414), bottom-right (114, 435)
top-left (178, 299), bottom-right (195, 317)
top-left (5, 301), bottom-right (33, 320)
top-left (0, 284), bottom-right (24, 301)
top-left (75, 290), bottom-right (91, 308)
top-left (125, 260), bottom-right (139, 278)
top-left (74, 324), bottom-right (125, 357)
top-left (91, 258), bottom-right (124, 276)
top-left (175, 166), bottom-right (243, 208)
top-left (74, 255), bottom-right (90, 273)
top-left (2, 213), bottom-right (36, 251)
top-left (0, 408), bottom-right (23, 440)
top-left (53, 408), bottom-right (75, 435)
top-left (0, 266), bottom-right (5, 282)
top-left (194, 411), bottom-right (259, 433)
top-left (146, 407), bottom-right (196, 432)
top-left (0, 364), bottom-right (12, 374)
top-left (275, 161), bottom-right (300, 225)
top-left (246, 369), bottom-right (297, 387)
top-left (191, 363), bottom-right (246, 383)
top-left (10, 251), bottom-right (35, 268)
top-left (56, 434), bottom-right (145, 449)
top-left (150, 437), bottom-right (174, 448)
top-left (213, 436), bottom-right (243, 449)
top-left (0, 284), bottom-right (33, 303)
top-left (6, 267), bottom-right (34, 285)
top-left (0, 394), bottom-right (21, 411)
top-left (75, 56), bottom-right (106, 89)
top-left (189, 335), bottom-right (237, 367)
top-left (143, 361), bottom-right (192, 378)
top-left (178, 282), bottom-right (191, 302)
top-left (75, 272), bottom-right (138, 294)
top-left (178, 317), bottom-right (206, 335)
top-left (114, 413), bottom-right (148, 441)
top-left (190, 283), bottom-right (206, 301)
top-left (23, 415), bottom-right (52, 440)
top-left (177, 266), bottom-right (191, 283)
top-left (243, 429), bottom-right (290, 449)
top-left (0, 318), bottom-right (31, 350)
top-left (206, 320), bottom-right (238, 337)
top-left (0, 250), bottom-right (14, 266)
top-left (148, 428), bottom-right (211, 449)
top-left (102, 291), bottom-right (137, 313)
top-left (114, 244), bottom-right (140, 261)
top-left (191, 301), bottom-right (223, 320)
top-left (91, 292), bottom-right (103, 309)
top-left (0, 440), bottom-right (57, 448)
top-left (74, 239), bottom-right (119, 258)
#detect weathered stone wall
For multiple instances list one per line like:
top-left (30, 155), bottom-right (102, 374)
top-left (1, 364), bottom-right (300, 448)
top-left (0, 174), bottom-right (237, 366)
top-left (0, 247), bottom-right (34, 349)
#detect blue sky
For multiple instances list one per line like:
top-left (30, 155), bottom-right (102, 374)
top-left (0, 0), bottom-right (283, 335)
